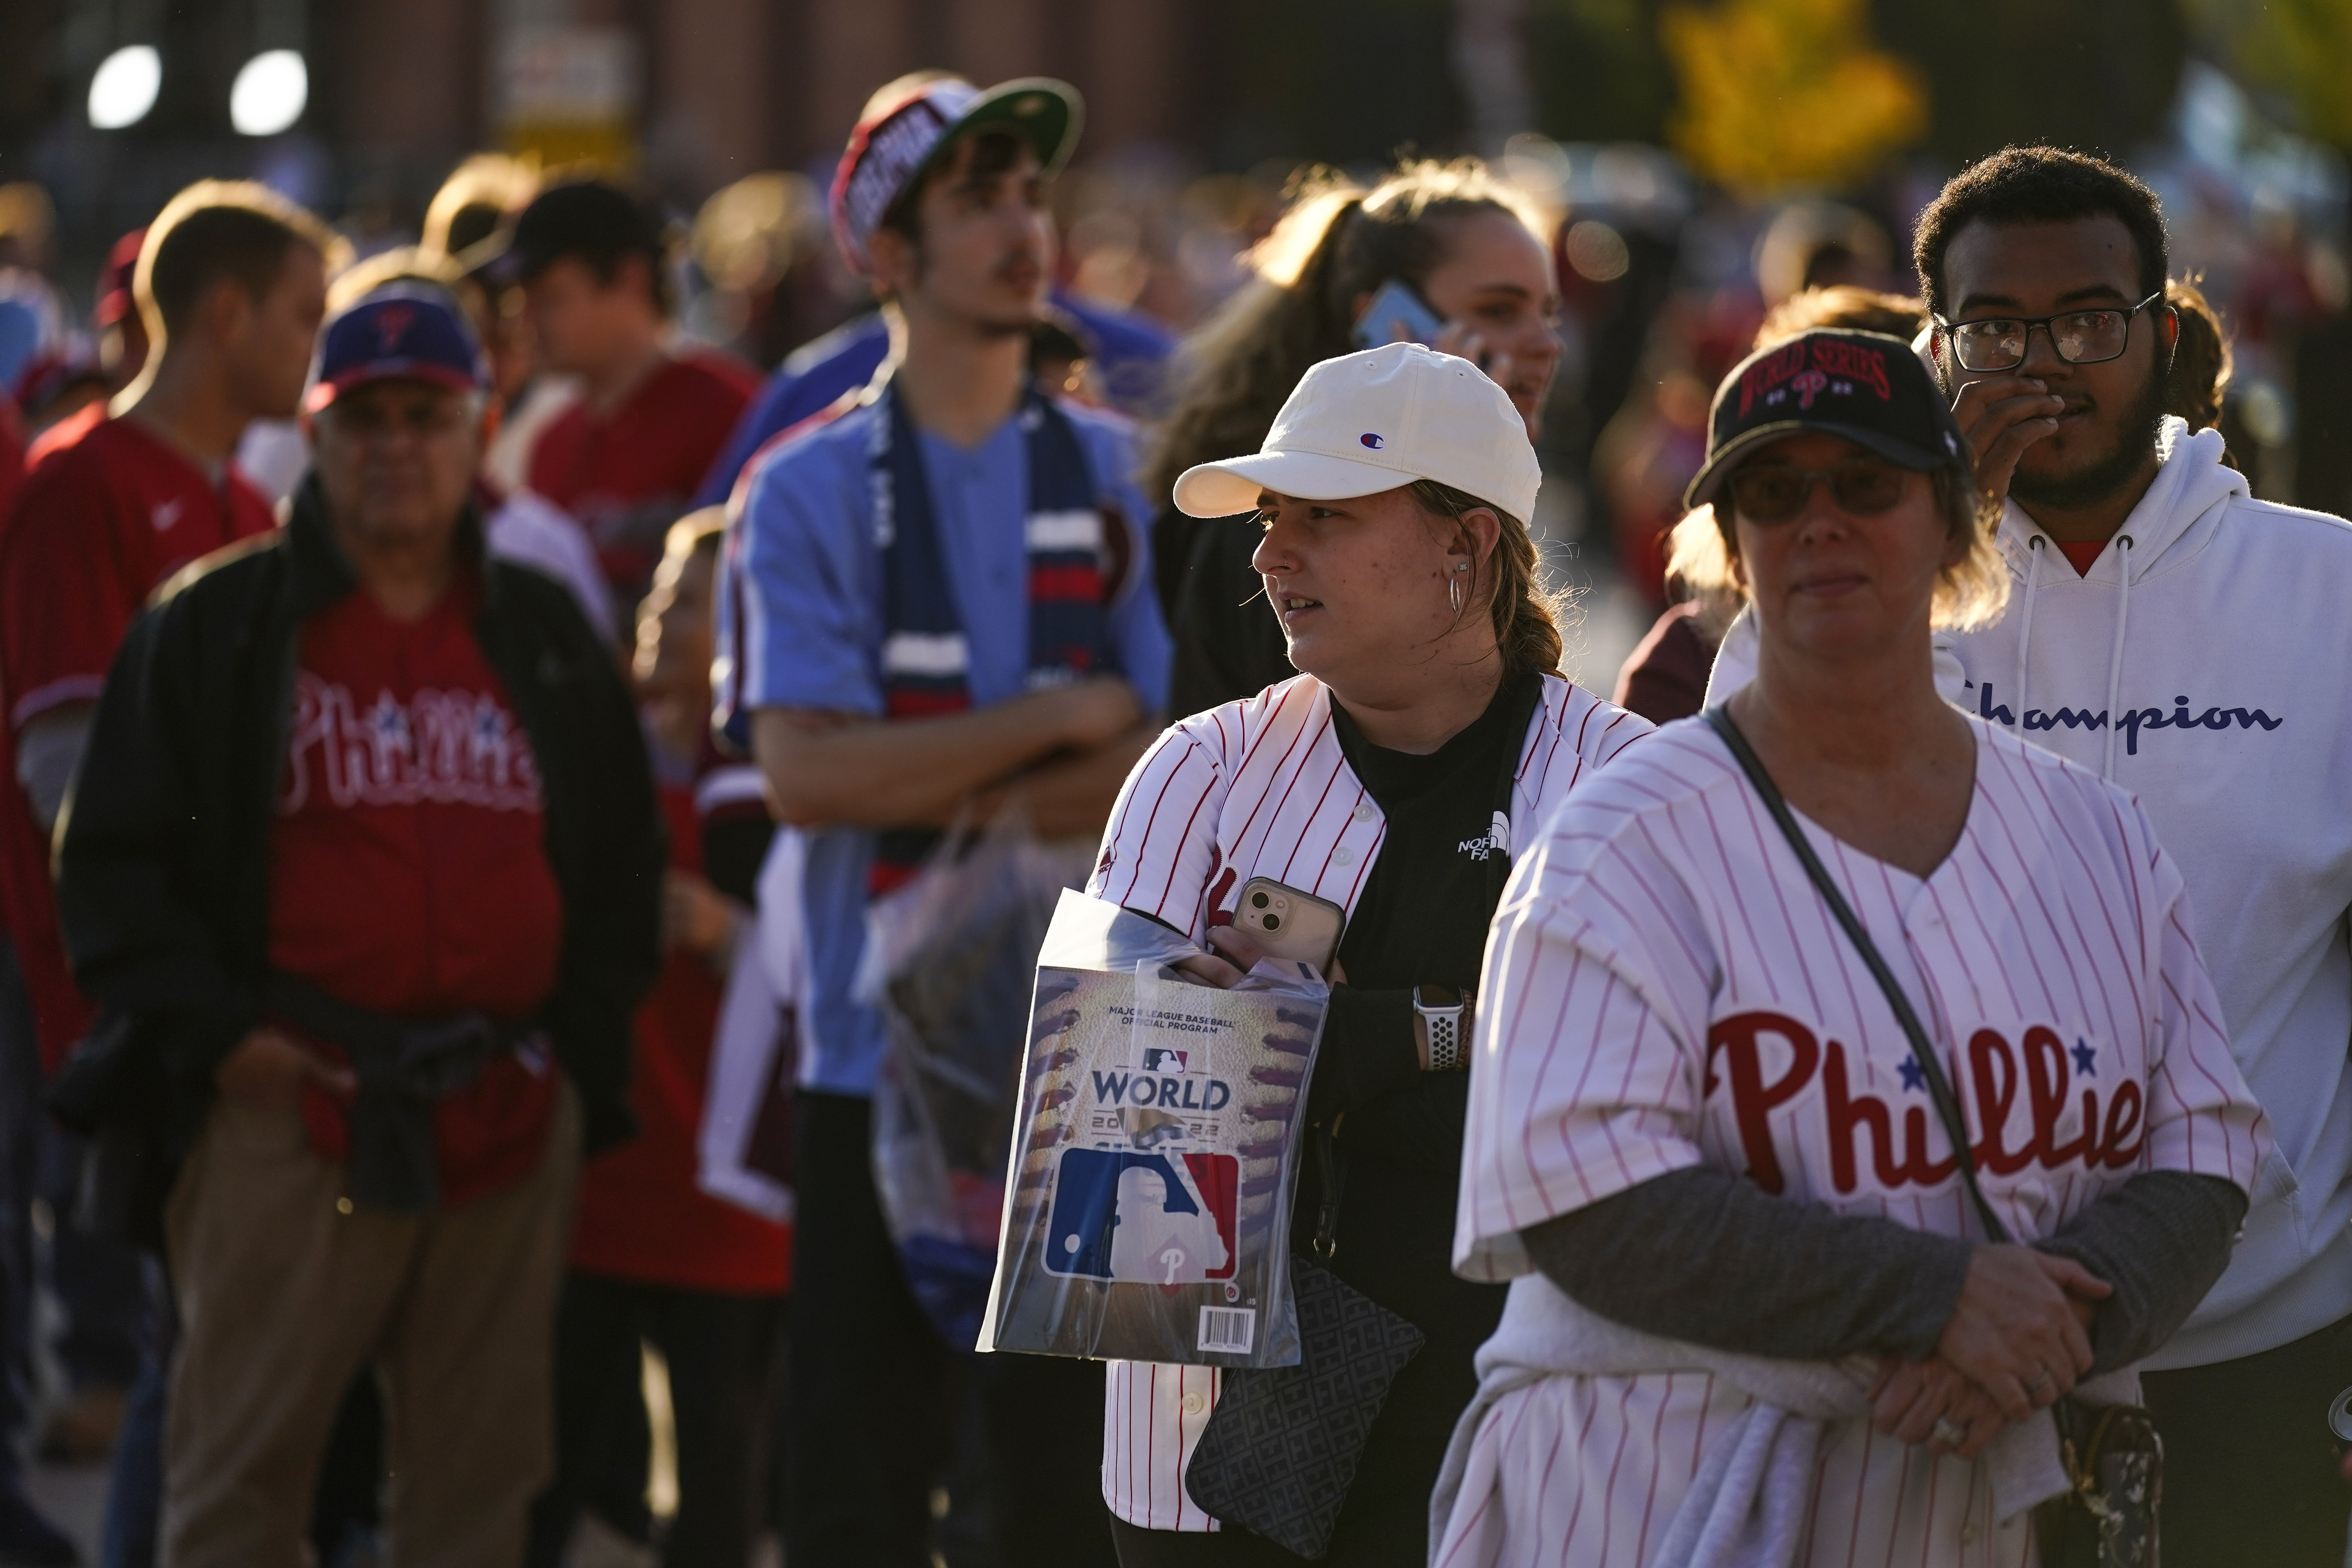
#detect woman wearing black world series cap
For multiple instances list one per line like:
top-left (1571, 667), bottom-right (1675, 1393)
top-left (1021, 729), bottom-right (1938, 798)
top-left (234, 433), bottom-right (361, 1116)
top-left (1437, 327), bottom-right (2265, 1567)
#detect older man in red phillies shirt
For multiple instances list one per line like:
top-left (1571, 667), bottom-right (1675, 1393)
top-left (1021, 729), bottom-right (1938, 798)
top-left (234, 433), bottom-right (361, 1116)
top-left (510, 179), bottom-right (756, 607)
top-left (50, 281), bottom-right (662, 1568)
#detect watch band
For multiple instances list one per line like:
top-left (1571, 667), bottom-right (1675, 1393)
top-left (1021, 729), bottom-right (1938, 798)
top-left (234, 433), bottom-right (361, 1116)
top-left (1415, 984), bottom-right (1470, 1072)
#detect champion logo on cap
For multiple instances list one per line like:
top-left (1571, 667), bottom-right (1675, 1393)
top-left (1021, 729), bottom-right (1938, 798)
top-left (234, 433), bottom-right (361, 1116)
top-left (1360, 433), bottom-right (1384, 449)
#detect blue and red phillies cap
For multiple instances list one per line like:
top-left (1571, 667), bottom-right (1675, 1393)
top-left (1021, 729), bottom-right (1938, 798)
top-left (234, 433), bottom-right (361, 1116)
top-left (828, 73), bottom-right (1082, 275)
top-left (306, 282), bottom-right (488, 413)
top-left (1684, 328), bottom-right (1966, 509)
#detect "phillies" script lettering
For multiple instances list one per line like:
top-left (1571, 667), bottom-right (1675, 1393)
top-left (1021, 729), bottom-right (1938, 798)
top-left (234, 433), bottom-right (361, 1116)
top-left (1705, 1010), bottom-right (2144, 1195)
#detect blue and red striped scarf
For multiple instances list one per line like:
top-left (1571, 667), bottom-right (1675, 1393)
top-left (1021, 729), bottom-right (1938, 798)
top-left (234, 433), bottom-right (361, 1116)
top-left (868, 376), bottom-right (1119, 894)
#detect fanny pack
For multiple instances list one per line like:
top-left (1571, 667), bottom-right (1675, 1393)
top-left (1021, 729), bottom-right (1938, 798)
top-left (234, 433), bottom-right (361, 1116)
top-left (1704, 706), bottom-right (2159, 1568)
top-left (263, 972), bottom-right (538, 1214)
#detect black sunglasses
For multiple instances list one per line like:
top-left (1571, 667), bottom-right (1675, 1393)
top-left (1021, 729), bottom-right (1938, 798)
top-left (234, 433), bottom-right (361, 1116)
top-left (1725, 461), bottom-right (1910, 523)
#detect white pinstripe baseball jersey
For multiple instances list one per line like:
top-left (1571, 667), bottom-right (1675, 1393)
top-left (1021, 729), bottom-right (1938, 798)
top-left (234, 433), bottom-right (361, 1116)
top-left (1439, 715), bottom-right (2270, 1568)
top-left (1088, 671), bottom-right (1650, 1532)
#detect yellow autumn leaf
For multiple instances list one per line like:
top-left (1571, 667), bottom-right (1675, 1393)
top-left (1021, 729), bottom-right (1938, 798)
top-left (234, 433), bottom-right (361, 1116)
top-left (1662, 0), bottom-right (1928, 192)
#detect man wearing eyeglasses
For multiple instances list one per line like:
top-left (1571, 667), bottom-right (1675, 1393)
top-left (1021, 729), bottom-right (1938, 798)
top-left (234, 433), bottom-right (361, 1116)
top-left (1712, 143), bottom-right (2352, 1566)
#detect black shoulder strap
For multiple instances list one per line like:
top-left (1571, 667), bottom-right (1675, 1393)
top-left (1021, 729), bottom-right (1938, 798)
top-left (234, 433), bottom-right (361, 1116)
top-left (1483, 667), bottom-right (1548, 910)
top-left (1701, 705), bottom-right (2011, 1244)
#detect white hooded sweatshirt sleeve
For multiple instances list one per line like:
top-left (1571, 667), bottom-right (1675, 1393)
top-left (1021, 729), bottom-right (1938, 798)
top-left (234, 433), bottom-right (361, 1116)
top-left (1707, 417), bottom-right (2352, 1368)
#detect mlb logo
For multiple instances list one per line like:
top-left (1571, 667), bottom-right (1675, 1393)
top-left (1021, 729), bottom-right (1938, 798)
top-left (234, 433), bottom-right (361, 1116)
top-left (1044, 1149), bottom-right (1238, 1285)
top-left (1141, 1047), bottom-right (1188, 1074)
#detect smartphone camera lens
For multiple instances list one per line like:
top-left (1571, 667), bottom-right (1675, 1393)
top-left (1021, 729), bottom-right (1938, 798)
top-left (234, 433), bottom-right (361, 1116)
top-left (1251, 891), bottom-right (1269, 909)
top-left (1263, 914), bottom-right (1281, 930)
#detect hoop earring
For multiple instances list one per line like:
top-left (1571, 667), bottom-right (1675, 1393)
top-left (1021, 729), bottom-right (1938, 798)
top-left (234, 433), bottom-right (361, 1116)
top-left (1448, 562), bottom-right (1467, 615)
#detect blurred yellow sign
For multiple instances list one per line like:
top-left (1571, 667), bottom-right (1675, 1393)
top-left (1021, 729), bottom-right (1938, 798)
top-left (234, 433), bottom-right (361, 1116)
top-left (1662, 0), bottom-right (1926, 192)
top-left (494, 24), bottom-right (640, 171)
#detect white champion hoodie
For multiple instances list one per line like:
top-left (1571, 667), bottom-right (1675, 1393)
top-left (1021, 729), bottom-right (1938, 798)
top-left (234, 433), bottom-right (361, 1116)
top-left (1705, 417), bottom-right (2352, 1367)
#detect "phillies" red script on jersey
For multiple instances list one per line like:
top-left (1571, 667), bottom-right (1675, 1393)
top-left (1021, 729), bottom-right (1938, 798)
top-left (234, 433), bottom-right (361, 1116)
top-left (268, 574), bottom-right (565, 1207)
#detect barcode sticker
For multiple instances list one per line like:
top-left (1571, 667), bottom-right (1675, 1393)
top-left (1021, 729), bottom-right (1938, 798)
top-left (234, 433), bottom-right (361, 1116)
top-left (1198, 1305), bottom-right (1255, 1353)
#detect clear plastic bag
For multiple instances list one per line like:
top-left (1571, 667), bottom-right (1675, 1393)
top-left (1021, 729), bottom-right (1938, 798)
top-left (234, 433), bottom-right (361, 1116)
top-left (979, 891), bottom-right (1329, 1368)
top-left (862, 809), bottom-right (1091, 1348)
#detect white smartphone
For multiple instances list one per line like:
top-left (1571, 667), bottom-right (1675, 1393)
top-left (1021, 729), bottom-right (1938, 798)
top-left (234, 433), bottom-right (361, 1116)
top-left (1230, 877), bottom-right (1346, 972)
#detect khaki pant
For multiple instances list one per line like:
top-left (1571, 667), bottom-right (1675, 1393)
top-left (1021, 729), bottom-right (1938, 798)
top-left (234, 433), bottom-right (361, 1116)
top-left (162, 1079), bottom-right (580, 1568)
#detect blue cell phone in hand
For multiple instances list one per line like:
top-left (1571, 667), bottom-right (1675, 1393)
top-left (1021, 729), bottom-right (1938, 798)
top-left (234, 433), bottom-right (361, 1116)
top-left (1352, 277), bottom-right (1447, 352)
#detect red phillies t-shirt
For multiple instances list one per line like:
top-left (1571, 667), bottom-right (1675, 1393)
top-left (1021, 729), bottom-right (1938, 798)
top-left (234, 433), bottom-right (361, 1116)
top-left (268, 575), bottom-right (566, 1206)
top-left (569, 782), bottom-right (789, 1293)
top-left (527, 351), bottom-right (755, 601)
top-left (0, 410), bottom-right (277, 1068)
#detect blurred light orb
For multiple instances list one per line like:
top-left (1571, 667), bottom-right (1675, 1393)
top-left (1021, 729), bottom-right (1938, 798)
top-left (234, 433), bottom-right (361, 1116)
top-left (88, 46), bottom-right (161, 130)
top-left (1565, 220), bottom-right (1630, 284)
top-left (230, 50), bottom-right (307, 136)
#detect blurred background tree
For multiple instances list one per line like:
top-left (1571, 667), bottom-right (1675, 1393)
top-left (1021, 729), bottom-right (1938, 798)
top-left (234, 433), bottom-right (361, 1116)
top-left (1526, 0), bottom-right (1678, 144)
top-left (1875, 0), bottom-right (2188, 165)
top-left (1660, 0), bottom-right (1926, 192)
top-left (2181, 0), bottom-right (2352, 151)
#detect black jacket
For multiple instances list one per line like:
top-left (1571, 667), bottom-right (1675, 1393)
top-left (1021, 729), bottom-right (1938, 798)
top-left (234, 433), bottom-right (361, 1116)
top-left (50, 477), bottom-right (663, 1237)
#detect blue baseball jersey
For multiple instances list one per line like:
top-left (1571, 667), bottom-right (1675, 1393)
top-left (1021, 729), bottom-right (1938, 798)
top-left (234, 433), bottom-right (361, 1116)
top-left (716, 392), bottom-right (1171, 1095)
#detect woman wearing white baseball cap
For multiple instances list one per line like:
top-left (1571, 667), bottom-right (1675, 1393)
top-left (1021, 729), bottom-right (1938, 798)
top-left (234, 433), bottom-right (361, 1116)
top-left (1081, 341), bottom-right (1650, 1564)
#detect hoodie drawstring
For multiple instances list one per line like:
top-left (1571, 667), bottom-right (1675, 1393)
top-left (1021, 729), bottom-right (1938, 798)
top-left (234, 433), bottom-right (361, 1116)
top-left (2099, 534), bottom-right (2135, 777)
top-left (2014, 534), bottom-right (2045, 730)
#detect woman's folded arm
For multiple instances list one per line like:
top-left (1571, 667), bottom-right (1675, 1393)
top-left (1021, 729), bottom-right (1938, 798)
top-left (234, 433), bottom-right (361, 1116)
top-left (2033, 1171), bottom-right (2246, 1372)
top-left (1520, 1166), bottom-right (1972, 1362)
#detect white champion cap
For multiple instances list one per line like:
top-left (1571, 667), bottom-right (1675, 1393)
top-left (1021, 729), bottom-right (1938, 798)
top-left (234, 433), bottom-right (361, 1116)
top-left (1171, 341), bottom-right (1542, 523)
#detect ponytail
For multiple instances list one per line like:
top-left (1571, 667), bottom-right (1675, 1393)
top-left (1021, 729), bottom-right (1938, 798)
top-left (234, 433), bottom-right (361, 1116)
top-left (1408, 479), bottom-right (1573, 675)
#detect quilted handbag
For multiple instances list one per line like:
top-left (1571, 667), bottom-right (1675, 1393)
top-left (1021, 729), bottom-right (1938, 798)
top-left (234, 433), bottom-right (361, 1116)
top-left (1182, 1255), bottom-right (1425, 1558)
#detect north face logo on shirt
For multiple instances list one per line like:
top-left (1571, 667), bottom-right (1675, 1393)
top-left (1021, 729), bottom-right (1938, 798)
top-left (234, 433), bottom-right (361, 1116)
top-left (280, 672), bottom-right (541, 813)
top-left (1458, 810), bottom-right (1510, 861)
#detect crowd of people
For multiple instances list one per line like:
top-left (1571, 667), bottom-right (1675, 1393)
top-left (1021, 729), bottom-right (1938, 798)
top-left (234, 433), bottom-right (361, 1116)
top-left (0, 55), bottom-right (2344, 1568)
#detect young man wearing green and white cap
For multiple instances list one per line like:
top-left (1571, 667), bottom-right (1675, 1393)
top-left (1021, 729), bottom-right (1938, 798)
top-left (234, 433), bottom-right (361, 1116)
top-left (715, 73), bottom-right (1168, 1568)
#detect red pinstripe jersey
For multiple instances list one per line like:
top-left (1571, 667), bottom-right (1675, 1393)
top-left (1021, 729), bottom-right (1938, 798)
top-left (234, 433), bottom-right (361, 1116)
top-left (1089, 671), bottom-right (1649, 1531)
top-left (1439, 716), bottom-right (2270, 1568)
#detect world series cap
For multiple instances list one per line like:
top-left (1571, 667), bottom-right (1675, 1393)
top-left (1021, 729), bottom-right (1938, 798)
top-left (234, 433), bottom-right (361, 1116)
top-left (307, 282), bottom-right (488, 413)
top-left (1684, 327), bottom-right (1965, 510)
top-left (829, 73), bottom-right (1082, 274)
top-left (1172, 342), bottom-right (1543, 523)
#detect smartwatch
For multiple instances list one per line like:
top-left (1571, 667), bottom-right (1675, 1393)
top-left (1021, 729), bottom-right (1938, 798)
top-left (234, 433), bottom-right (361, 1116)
top-left (1415, 984), bottom-right (1471, 1072)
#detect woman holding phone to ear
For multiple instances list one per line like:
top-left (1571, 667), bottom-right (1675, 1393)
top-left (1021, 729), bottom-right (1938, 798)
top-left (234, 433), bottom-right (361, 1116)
top-left (1086, 343), bottom-right (1648, 1566)
top-left (1147, 159), bottom-right (1565, 718)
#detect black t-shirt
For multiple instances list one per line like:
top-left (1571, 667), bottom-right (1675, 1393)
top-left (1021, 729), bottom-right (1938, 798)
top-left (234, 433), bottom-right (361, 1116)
top-left (1288, 665), bottom-right (1540, 1350)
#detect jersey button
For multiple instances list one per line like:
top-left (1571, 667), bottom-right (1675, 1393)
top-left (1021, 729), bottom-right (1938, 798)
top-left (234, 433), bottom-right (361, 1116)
top-left (1332, 846), bottom-right (1355, 866)
top-left (1959, 1523), bottom-right (1979, 1544)
top-left (1182, 1392), bottom-right (1205, 1415)
top-left (1352, 801), bottom-right (1375, 821)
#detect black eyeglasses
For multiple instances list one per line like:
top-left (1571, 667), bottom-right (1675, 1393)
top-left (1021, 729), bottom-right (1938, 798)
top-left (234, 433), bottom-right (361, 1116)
top-left (1933, 291), bottom-right (2166, 373)
top-left (1725, 461), bottom-right (1910, 523)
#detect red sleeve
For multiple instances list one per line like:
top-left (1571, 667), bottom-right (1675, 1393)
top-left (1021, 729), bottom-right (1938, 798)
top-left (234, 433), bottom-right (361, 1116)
top-left (225, 470), bottom-right (276, 540)
top-left (673, 358), bottom-right (756, 499)
top-left (526, 405), bottom-right (589, 509)
top-left (2, 452), bottom-right (142, 732)
top-left (0, 395), bottom-right (23, 523)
